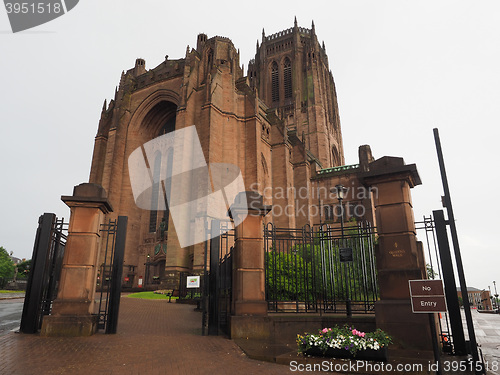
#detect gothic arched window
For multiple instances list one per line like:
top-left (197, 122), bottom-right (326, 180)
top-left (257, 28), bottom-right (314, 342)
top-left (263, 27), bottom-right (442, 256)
top-left (207, 50), bottom-right (213, 68)
top-left (271, 61), bottom-right (279, 103)
top-left (162, 148), bottom-right (174, 224)
top-left (332, 146), bottom-right (340, 167)
top-left (284, 57), bottom-right (292, 99)
top-left (148, 147), bottom-right (174, 233)
top-left (149, 152), bottom-right (162, 233)
top-left (149, 114), bottom-right (175, 233)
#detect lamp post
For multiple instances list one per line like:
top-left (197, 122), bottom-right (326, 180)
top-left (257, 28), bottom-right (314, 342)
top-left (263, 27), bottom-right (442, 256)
top-left (145, 254), bottom-right (151, 287)
top-left (480, 289), bottom-right (486, 310)
top-left (493, 281), bottom-right (498, 309)
top-left (335, 184), bottom-right (352, 317)
top-left (489, 286), bottom-right (492, 310)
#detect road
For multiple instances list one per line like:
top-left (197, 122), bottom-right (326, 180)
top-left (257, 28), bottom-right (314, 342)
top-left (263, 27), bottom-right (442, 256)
top-left (0, 298), bottom-right (24, 336)
top-left (441, 309), bottom-right (500, 375)
top-left (467, 310), bottom-right (500, 375)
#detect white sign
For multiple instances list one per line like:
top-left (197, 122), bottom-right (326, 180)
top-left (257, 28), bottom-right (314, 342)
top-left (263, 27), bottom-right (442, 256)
top-left (187, 276), bottom-right (200, 288)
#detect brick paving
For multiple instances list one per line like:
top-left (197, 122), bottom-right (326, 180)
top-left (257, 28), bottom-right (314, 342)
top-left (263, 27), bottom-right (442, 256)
top-left (0, 298), bottom-right (294, 375)
top-left (11, 296), bottom-right (499, 374)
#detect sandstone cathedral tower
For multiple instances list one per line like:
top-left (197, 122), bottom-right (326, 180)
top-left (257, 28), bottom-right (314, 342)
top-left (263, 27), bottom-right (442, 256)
top-left (88, 20), bottom-right (369, 289)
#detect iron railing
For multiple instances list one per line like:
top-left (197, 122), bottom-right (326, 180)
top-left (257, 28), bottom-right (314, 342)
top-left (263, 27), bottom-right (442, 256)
top-left (415, 216), bottom-right (455, 355)
top-left (264, 221), bottom-right (379, 314)
top-left (97, 216), bottom-right (127, 334)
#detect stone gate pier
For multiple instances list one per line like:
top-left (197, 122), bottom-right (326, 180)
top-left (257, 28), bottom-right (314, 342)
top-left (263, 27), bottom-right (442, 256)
top-left (360, 156), bottom-right (436, 361)
top-left (41, 183), bottom-right (112, 337)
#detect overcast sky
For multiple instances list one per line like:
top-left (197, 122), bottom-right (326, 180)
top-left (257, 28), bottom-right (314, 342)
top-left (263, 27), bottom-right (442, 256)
top-left (1, 1), bottom-right (499, 292)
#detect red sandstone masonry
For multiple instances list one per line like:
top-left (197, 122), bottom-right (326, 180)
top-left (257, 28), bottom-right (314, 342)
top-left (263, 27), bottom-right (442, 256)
top-left (88, 25), bottom-right (347, 288)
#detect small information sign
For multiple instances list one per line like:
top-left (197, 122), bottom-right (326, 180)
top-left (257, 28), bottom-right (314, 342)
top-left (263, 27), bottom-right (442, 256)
top-left (187, 276), bottom-right (200, 288)
top-left (411, 296), bottom-right (448, 312)
top-left (409, 279), bottom-right (447, 313)
top-left (409, 280), bottom-right (444, 296)
top-left (339, 247), bottom-right (353, 262)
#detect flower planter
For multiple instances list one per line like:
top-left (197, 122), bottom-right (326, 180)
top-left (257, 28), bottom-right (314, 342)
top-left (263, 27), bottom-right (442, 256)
top-left (304, 346), bottom-right (388, 362)
top-left (297, 325), bottom-right (392, 363)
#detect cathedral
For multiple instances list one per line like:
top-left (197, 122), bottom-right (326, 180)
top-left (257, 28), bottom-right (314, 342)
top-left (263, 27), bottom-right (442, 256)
top-left (88, 19), bottom-right (374, 289)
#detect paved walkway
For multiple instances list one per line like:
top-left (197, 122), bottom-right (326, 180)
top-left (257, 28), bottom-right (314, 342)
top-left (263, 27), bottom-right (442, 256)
top-left (465, 310), bottom-right (500, 375)
top-left (2, 295), bottom-right (499, 374)
top-left (0, 292), bottom-right (25, 300)
top-left (0, 298), bottom-right (293, 375)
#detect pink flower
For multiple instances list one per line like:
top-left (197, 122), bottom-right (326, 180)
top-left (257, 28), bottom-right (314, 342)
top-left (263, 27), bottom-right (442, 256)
top-left (351, 329), bottom-right (366, 337)
top-left (322, 328), bottom-right (328, 333)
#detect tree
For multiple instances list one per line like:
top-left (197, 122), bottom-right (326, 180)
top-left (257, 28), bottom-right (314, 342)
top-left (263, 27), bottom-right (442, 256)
top-left (0, 246), bottom-right (15, 288)
top-left (426, 263), bottom-right (439, 280)
top-left (265, 227), bottom-right (379, 306)
top-left (16, 259), bottom-right (31, 279)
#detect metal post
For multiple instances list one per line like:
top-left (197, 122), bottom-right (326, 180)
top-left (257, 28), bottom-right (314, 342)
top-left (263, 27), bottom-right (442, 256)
top-left (106, 216), bottom-right (127, 334)
top-left (434, 128), bottom-right (481, 370)
top-left (202, 221), bottom-right (209, 336)
top-left (433, 210), bottom-right (467, 355)
top-left (336, 185), bottom-right (351, 317)
top-left (494, 281), bottom-right (498, 310)
top-left (488, 286), bottom-right (492, 310)
top-left (429, 313), bottom-right (442, 375)
top-left (208, 219), bottom-right (220, 335)
top-left (144, 255), bottom-right (149, 287)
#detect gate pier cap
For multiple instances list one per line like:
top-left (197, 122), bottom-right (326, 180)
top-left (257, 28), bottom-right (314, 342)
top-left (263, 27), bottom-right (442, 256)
top-left (61, 183), bottom-right (113, 213)
top-left (228, 191), bottom-right (272, 219)
top-left (359, 156), bottom-right (421, 187)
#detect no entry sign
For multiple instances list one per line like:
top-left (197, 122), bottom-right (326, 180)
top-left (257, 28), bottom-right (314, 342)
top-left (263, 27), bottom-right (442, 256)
top-left (409, 280), bottom-right (447, 313)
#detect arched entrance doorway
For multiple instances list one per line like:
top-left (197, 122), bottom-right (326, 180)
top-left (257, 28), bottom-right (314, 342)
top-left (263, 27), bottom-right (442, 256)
top-left (126, 100), bottom-right (178, 290)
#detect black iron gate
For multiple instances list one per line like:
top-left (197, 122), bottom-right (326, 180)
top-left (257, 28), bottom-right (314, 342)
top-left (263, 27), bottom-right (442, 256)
top-left (416, 213), bottom-right (484, 365)
top-left (264, 221), bottom-right (378, 314)
top-left (96, 216), bottom-right (128, 334)
top-left (202, 220), bottom-right (234, 336)
top-left (20, 213), bottom-right (67, 333)
top-left (416, 216), bottom-right (456, 354)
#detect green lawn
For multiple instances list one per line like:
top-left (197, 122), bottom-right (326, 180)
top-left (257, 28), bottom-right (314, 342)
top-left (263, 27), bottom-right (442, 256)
top-left (126, 291), bottom-right (177, 300)
top-left (0, 290), bottom-right (25, 294)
